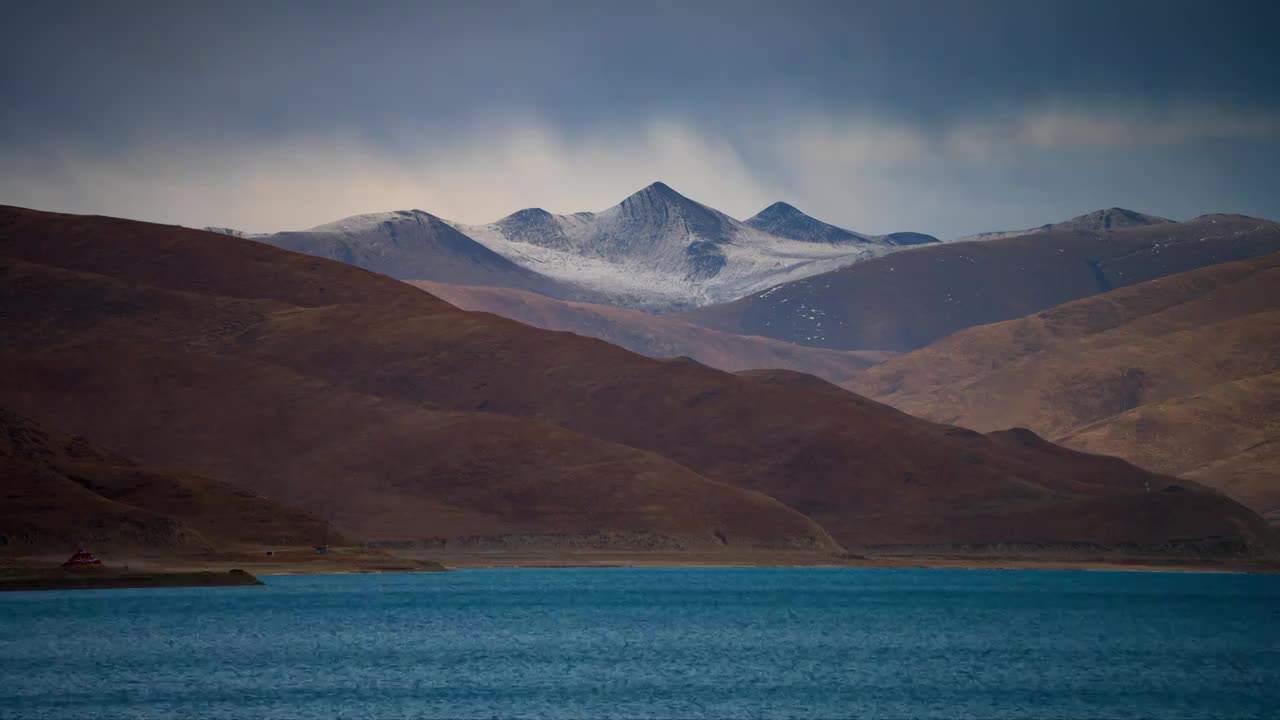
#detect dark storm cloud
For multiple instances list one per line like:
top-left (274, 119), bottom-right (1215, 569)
top-left (2, 0), bottom-right (1278, 235)
top-left (6, 0), bottom-right (1279, 134)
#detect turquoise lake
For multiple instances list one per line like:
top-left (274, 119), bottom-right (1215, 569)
top-left (2, 568), bottom-right (1278, 719)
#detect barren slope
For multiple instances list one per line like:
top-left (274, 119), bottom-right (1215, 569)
top-left (681, 215), bottom-right (1280, 351)
top-left (0, 209), bottom-right (837, 553)
top-left (0, 408), bottom-right (343, 554)
top-left (1062, 373), bottom-right (1280, 524)
top-left (953, 207), bottom-right (1175, 244)
top-left (410, 280), bottom-right (889, 384)
top-left (1, 206), bottom-right (1273, 554)
top-left (849, 253), bottom-right (1280, 521)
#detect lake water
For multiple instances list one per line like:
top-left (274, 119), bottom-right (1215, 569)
top-left (1, 568), bottom-right (1278, 719)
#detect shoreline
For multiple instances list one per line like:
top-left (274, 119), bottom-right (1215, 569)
top-left (423, 557), bottom-right (1279, 575)
top-left (0, 568), bottom-right (264, 592)
top-left (254, 549), bottom-right (1280, 575)
top-left (6, 547), bottom-right (1276, 585)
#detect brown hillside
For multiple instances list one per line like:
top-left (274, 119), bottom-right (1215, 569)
top-left (849, 252), bottom-right (1280, 433)
top-left (0, 210), bottom-right (835, 552)
top-left (410, 280), bottom-right (888, 384)
top-left (1062, 373), bottom-right (1280, 524)
top-left (0, 206), bottom-right (1273, 554)
top-left (1186, 445), bottom-right (1280, 526)
top-left (0, 408), bottom-right (343, 554)
top-left (849, 253), bottom-right (1280, 522)
top-left (680, 215), bottom-right (1280, 351)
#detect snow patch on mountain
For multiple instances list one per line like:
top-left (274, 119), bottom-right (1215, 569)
top-left (452, 183), bottom-right (889, 311)
top-left (235, 183), bottom-right (930, 311)
top-left (203, 226), bottom-right (263, 239)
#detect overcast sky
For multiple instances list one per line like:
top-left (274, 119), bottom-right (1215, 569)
top-left (2, 0), bottom-right (1278, 237)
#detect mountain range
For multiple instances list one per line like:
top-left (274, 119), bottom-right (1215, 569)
top-left (448, 182), bottom-right (904, 310)
top-left (680, 213), bottom-right (1280, 351)
top-left (225, 182), bottom-right (936, 313)
top-left (242, 184), bottom-right (1273, 365)
top-left (6, 204), bottom-right (1272, 558)
top-left (208, 209), bottom-right (589, 301)
top-left (197, 192), bottom-right (1280, 541)
top-left (216, 187), bottom-right (1276, 361)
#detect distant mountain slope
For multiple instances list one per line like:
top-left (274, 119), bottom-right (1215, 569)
top-left (881, 231), bottom-right (940, 246)
top-left (450, 183), bottom-right (887, 311)
top-left (848, 252), bottom-right (1280, 434)
top-left (202, 226), bottom-right (254, 239)
top-left (240, 184), bottom-right (932, 312)
top-left (680, 214), bottom-right (1280, 351)
top-left (953, 207), bottom-right (1176, 243)
top-left (410, 280), bottom-right (890, 384)
top-left (250, 209), bottom-right (590, 300)
top-left (0, 408), bottom-right (344, 554)
top-left (744, 202), bottom-right (875, 245)
top-left (744, 202), bottom-right (938, 246)
top-left (2, 205), bottom-right (1273, 555)
top-left (847, 252), bottom-right (1280, 523)
top-left (1063, 373), bottom-right (1280, 525)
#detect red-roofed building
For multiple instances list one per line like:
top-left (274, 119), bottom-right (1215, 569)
top-left (62, 549), bottom-right (103, 568)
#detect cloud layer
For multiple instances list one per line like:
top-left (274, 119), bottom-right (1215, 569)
top-left (2, 2), bottom-right (1277, 237)
top-left (3, 106), bottom-right (1277, 238)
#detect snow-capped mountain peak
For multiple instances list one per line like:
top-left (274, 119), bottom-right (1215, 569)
top-left (744, 202), bottom-right (940, 247)
top-left (596, 181), bottom-right (740, 258)
top-left (247, 183), bottom-right (922, 312)
top-left (448, 182), bottom-right (890, 310)
top-left (492, 208), bottom-right (578, 250)
top-left (632, 180), bottom-right (680, 199)
top-left (302, 209), bottom-right (438, 234)
top-left (744, 202), bottom-right (874, 245)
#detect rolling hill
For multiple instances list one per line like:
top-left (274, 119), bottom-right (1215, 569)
top-left (679, 214), bottom-right (1280, 351)
top-left (848, 252), bottom-right (1280, 523)
top-left (410, 280), bottom-right (889, 384)
top-left (0, 207), bottom-right (836, 552)
top-left (1, 408), bottom-right (344, 555)
top-left (1063, 373), bottom-right (1280, 525)
top-left (1, 205), bottom-right (1275, 555)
